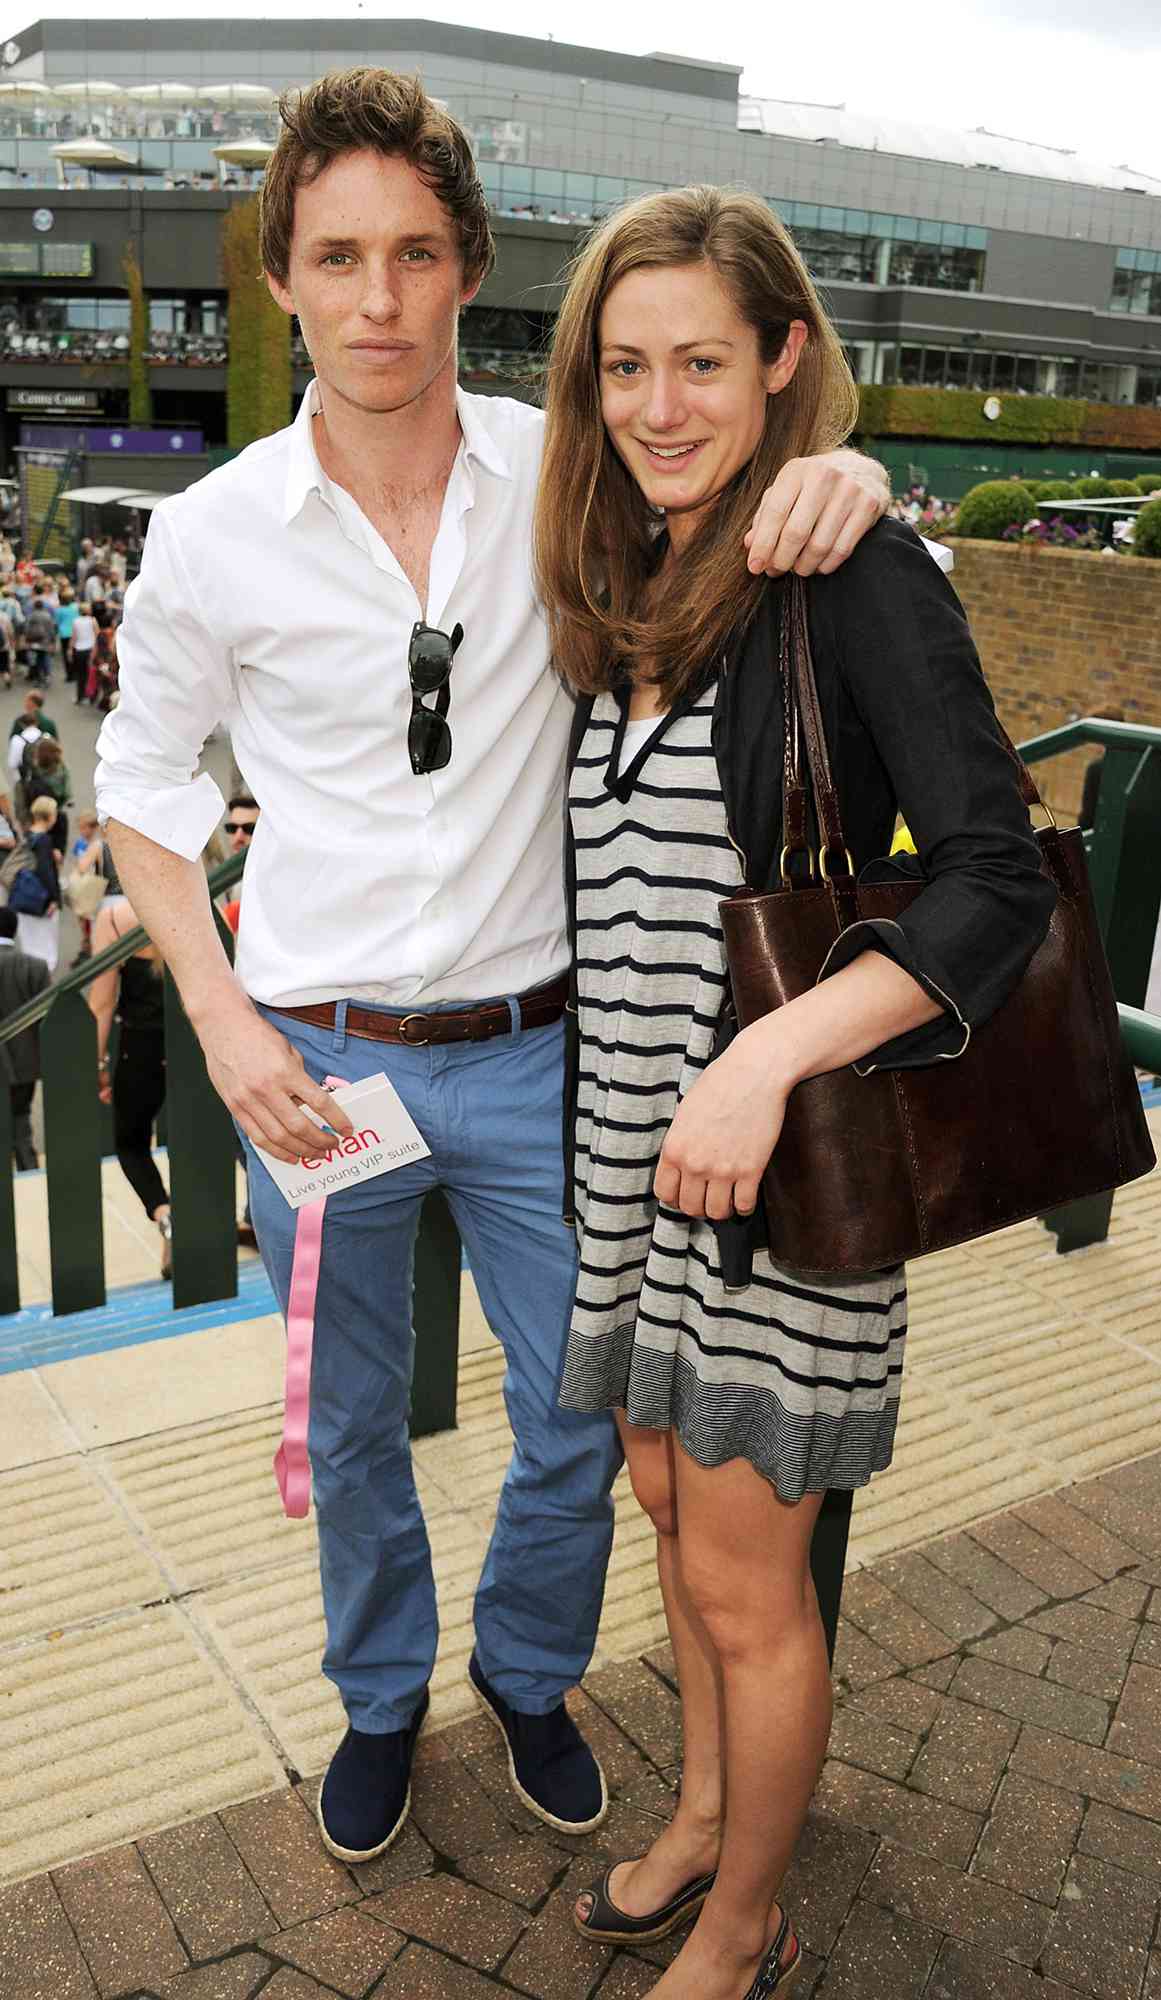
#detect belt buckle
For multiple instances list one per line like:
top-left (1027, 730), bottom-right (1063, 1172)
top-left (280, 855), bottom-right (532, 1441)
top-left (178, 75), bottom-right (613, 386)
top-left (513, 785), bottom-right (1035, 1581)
top-left (397, 1013), bottom-right (432, 1045)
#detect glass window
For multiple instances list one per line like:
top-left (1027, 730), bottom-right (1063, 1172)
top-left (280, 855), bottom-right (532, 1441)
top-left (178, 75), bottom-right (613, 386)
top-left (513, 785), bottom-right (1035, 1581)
top-left (922, 347), bottom-right (947, 385)
top-left (946, 349), bottom-right (970, 386)
top-left (968, 349), bottom-right (993, 389)
top-left (819, 206), bottom-right (844, 231)
top-left (940, 222), bottom-right (966, 248)
top-left (1116, 246), bottom-right (1137, 268)
top-left (1015, 355), bottom-right (1038, 393)
top-left (918, 219), bottom-right (943, 244)
top-left (899, 344), bottom-right (923, 385)
top-left (1054, 359), bottom-right (1079, 396)
top-left (992, 353), bottom-right (1016, 389)
top-left (966, 226), bottom-right (988, 250)
top-left (794, 204), bottom-right (819, 230)
top-left (871, 213), bottom-right (895, 238)
top-left (531, 169), bottom-right (566, 203)
top-left (844, 209), bottom-right (869, 234)
top-left (876, 343), bottom-right (897, 382)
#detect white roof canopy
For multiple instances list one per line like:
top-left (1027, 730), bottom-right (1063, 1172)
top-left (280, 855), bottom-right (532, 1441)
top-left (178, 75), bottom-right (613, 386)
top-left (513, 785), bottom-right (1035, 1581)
top-left (61, 485), bottom-right (180, 508)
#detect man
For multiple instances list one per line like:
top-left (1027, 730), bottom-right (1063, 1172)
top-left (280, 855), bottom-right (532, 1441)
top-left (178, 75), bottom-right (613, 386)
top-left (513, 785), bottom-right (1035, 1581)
top-left (23, 596), bottom-right (57, 689)
top-left (95, 68), bottom-right (889, 1866)
top-left (8, 689), bottom-right (58, 744)
top-left (0, 905), bottom-right (49, 1169)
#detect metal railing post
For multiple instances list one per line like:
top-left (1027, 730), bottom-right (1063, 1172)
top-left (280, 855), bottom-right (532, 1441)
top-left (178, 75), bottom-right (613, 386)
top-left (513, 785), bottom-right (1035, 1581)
top-left (41, 989), bottom-right (106, 1316)
top-left (1087, 743), bottom-right (1161, 1009)
top-left (0, 1087), bottom-right (18, 1315)
top-left (163, 969), bottom-right (239, 1311)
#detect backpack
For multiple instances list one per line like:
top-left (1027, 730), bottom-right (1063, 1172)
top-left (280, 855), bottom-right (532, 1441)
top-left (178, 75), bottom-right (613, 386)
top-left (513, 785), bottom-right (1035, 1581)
top-left (6, 864), bottom-right (50, 916)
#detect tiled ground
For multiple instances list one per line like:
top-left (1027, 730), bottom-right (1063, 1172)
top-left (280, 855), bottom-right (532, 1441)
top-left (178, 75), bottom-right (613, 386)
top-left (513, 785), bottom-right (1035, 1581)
top-left (5, 1447), bottom-right (1161, 2000)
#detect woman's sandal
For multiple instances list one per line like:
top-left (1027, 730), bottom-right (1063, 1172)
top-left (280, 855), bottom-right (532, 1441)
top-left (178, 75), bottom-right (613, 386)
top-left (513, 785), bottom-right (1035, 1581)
top-left (743, 1909), bottom-right (802, 1997)
top-left (573, 1861), bottom-right (718, 1943)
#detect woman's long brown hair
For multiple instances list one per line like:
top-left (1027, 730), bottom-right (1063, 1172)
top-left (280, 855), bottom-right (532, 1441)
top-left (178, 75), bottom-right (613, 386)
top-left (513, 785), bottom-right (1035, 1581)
top-left (533, 186), bottom-right (859, 703)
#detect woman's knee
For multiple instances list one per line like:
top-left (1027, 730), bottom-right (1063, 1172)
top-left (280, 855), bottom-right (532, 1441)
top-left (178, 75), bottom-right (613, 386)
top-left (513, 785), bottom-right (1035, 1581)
top-left (621, 1428), bottom-right (678, 1538)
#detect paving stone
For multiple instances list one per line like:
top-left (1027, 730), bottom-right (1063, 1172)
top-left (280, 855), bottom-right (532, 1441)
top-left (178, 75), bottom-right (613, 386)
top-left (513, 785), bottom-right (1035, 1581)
top-left (1028, 1600), bottom-right (1142, 1664)
top-left (1083, 1576), bottom-right (1151, 1620)
top-left (909, 1698), bottom-right (1019, 1813)
top-left (139, 1814), bottom-right (276, 1959)
top-left (355, 1941), bottom-right (501, 1996)
top-left (540, 1799), bottom-right (676, 1869)
top-left (1041, 1851), bottom-right (1160, 2000)
top-left (582, 1657), bottom-right (683, 1768)
top-left (1108, 1662), bottom-right (1161, 1769)
top-left (909, 1657), bottom-right (959, 1693)
top-left (459, 1837), bottom-right (567, 1911)
top-left (1047, 1638), bottom-right (1129, 1705)
top-left (832, 1618), bottom-right (901, 1690)
top-left (927, 1936), bottom-right (1088, 2000)
top-left (813, 1759), bottom-right (984, 1867)
top-left (969, 1515), bottom-right (1103, 1599)
top-left (924, 1533), bottom-right (1048, 1623)
top-left (971, 1774), bottom-right (1084, 1905)
top-left (159, 1959), bottom-right (273, 2000)
top-left (500, 1856), bottom-right (616, 1999)
top-left (967, 1629), bottom-right (1054, 1677)
top-left (254, 1975), bottom-right (339, 1999)
top-left (593, 1958), bottom-right (656, 1998)
top-left (826, 1703), bottom-right (920, 1784)
top-left (1014, 1494), bottom-right (1144, 1582)
top-left (848, 1677), bottom-right (946, 1737)
top-left (567, 1687), bottom-right (662, 1798)
top-left (779, 1808), bottom-right (877, 1956)
top-left (345, 1816), bottom-right (437, 1896)
top-left (872, 1550), bottom-right (997, 1645)
top-left (52, 1846), bottom-right (187, 1996)
top-left (1066, 1476), bottom-right (1161, 1560)
top-left (1134, 1624), bottom-right (1161, 1671)
top-left (264, 1906), bottom-right (404, 1993)
top-left (407, 1731), bottom-right (519, 1858)
top-left (818, 1898), bottom-right (942, 2000)
top-left (640, 1642), bottom-right (676, 1686)
top-left (0, 1875), bottom-right (98, 2000)
top-left (1010, 1723), bottom-right (1161, 1818)
top-left (1147, 1955), bottom-right (1161, 2000)
top-left (1079, 1801), bottom-right (1161, 1884)
top-left (950, 1654), bottom-right (1111, 1746)
top-left (219, 1790), bottom-right (357, 1929)
top-left (861, 1839), bottom-right (1050, 1965)
top-left (840, 1572), bottom-right (954, 1669)
top-left (364, 1873), bottom-right (527, 1971)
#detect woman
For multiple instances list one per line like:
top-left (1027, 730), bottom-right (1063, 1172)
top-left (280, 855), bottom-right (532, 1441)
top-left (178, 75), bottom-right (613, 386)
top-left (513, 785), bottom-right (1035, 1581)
top-left (20, 733), bottom-right (71, 852)
top-left (533, 188), bottom-right (1054, 2000)
top-left (87, 894), bottom-right (173, 1278)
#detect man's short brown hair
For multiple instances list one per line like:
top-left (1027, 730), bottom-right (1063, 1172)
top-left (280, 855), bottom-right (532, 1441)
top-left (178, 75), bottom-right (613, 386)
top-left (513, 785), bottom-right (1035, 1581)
top-left (259, 67), bottom-right (495, 290)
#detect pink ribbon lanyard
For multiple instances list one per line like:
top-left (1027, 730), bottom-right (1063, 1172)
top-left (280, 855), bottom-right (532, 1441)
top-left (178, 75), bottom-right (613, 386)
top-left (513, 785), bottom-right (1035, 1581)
top-left (273, 1077), bottom-right (346, 1520)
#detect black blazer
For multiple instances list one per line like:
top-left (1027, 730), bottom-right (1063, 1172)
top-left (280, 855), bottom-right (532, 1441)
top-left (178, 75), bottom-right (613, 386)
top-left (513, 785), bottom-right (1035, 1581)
top-left (561, 518), bottom-right (1056, 1226)
top-left (0, 940), bottom-right (50, 1085)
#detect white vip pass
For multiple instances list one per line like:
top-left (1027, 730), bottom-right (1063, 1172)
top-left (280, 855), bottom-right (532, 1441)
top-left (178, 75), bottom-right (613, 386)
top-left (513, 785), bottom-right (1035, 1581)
top-left (254, 1073), bottom-right (431, 1210)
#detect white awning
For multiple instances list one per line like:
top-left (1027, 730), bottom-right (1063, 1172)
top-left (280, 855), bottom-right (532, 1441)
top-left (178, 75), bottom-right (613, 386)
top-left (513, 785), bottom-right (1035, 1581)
top-left (60, 484), bottom-right (144, 504)
top-left (117, 490), bottom-right (180, 511)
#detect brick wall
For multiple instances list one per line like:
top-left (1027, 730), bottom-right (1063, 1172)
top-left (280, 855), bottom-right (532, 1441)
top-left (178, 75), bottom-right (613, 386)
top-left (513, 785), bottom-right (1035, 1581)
top-left (946, 541), bottom-right (1161, 821)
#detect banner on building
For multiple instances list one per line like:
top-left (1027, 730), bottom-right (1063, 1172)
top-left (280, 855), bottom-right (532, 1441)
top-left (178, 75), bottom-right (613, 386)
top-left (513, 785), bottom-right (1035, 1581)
top-left (16, 446), bottom-right (73, 566)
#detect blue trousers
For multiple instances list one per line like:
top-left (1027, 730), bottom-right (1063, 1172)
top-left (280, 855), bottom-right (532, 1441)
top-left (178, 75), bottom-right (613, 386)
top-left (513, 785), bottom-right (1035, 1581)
top-left (242, 1001), bottom-right (622, 1732)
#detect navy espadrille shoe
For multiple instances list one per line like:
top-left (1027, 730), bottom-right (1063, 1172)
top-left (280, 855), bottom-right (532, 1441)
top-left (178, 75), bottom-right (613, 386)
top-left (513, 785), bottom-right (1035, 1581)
top-left (316, 1689), bottom-right (430, 1861)
top-left (469, 1652), bottom-right (607, 1833)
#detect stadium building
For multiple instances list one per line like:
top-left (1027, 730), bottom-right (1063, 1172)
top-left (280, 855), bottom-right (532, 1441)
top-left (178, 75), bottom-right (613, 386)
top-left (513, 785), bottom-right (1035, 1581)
top-left (1, 12), bottom-right (1160, 541)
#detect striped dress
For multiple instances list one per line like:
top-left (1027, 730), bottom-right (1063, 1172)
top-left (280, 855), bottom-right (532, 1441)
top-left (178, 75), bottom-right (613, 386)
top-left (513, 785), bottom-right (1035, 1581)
top-left (557, 681), bottom-right (908, 1503)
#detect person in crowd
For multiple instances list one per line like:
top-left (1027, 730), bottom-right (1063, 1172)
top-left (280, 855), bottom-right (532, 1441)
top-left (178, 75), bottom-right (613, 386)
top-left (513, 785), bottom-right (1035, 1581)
top-left (0, 601), bottom-right (11, 690)
top-left (93, 66), bottom-right (890, 1872)
top-left (83, 563), bottom-right (109, 610)
top-left (67, 806), bottom-right (114, 960)
top-left (533, 186), bottom-right (1055, 2000)
top-left (0, 586), bottom-right (25, 680)
top-left (54, 586), bottom-right (79, 669)
top-left (88, 610), bottom-right (119, 710)
top-left (12, 795), bottom-right (60, 971)
top-left (87, 894), bottom-right (173, 1277)
top-left (8, 688), bottom-right (58, 746)
top-left (0, 904), bottom-right (50, 1170)
top-left (75, 537), bottom-right (95, 590)
top-left (219, 793), bottom-right (259, 938)
top-left (0, 533), bottom-right (15, 580)
top-left (19, 735), bottom-right (71, 851)
top-left (23, 595), bottom-right (57, 688)
top-left (69, 603), bottom-right (97, 704)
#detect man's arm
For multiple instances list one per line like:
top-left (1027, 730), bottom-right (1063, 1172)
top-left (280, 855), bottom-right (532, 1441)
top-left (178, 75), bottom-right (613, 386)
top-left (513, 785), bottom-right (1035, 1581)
top-left (106, 821), bottom-right (352, 1163)
top-left (745, 447), bottom-right (891, 578)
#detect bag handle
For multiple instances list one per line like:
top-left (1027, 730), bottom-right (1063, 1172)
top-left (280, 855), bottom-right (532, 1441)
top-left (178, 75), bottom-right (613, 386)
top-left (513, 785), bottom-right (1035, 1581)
top-left (779, 574), bottom-right (1053, 884)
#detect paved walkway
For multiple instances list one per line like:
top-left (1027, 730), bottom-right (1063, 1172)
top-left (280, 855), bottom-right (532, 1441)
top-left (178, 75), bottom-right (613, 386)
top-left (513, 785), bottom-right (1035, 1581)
top-left (5, 1444), bottom-right (1161, 2000)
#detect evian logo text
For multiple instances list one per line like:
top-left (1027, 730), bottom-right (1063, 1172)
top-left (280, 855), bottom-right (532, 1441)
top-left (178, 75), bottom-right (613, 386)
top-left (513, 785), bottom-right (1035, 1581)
top-left (300, 1127), bottom-right (380, 1171)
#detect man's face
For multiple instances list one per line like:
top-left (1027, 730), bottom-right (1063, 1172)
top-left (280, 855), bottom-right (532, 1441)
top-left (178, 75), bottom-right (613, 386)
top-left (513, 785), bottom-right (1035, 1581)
top-left (225, 807), bottom-right (259, 855)
top-left (266, 148), bottom-right (480, 421)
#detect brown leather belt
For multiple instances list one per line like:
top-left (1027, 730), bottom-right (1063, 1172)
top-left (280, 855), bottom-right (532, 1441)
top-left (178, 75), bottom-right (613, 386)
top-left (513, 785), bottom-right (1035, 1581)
top-left (278, 973), bottom-right (570, 1048)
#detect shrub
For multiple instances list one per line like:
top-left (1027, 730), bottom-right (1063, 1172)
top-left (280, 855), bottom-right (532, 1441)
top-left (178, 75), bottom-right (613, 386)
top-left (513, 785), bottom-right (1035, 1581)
top-left (954, 480), bottom-right (1036, 539)
top-left (1134, 472), bottom-right (1161, 495)
top-left (1072, 476), bottom-right (1116, 498)
top-left (1031, 479), bottom-right (1078, 502)
top-left (1133, 497), bottom-right (1161, 557)
top-left (1106, 478), bottom-right (1140, 496)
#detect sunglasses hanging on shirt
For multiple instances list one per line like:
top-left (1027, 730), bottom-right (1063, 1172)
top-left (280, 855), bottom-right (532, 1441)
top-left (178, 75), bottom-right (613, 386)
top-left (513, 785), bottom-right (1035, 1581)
top-left (408, 619), bottom-right (464, 776)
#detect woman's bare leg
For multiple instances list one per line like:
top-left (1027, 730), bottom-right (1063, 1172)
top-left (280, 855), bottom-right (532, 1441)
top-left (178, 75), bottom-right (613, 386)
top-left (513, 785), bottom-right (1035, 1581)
top-left (646, 1443), bottom-right (830, 1997)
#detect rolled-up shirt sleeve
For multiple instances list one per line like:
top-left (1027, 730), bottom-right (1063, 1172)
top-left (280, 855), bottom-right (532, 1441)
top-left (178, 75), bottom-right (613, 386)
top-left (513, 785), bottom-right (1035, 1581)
top-left (94, 503), bottom-right (235, 861)
top-left (810, 520), bottom-right (1057, 1072)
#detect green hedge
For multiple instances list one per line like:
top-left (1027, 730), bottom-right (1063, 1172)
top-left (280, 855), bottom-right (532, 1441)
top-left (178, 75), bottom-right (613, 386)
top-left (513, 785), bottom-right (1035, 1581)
top-left (856, 384), bottom-right (1161, 452)
top-left (954, 480), bottom-right (1035, 539)
top-left (1135, 473), bottom-right (1161, 494)
top-left (121, 242), bottom-right (152, 427)
top-left (1135, 498), bottom-right (1161, 558)
top-left (1072, 476), bottom-right (1117, 498)
top-left (221, 196), bottom-right (291, 449)
top-left (1032, 480), bottom-right (1078, 502)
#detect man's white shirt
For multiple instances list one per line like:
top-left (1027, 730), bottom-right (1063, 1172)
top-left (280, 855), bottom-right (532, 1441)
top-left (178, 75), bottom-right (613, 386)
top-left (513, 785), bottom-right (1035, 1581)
top-left (95, 381), bottom-right (572, 1008)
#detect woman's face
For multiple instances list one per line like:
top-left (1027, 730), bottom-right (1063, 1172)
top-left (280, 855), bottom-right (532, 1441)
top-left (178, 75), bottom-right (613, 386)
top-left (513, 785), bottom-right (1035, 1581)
top-left (598, 261), bottom-right (806, 547)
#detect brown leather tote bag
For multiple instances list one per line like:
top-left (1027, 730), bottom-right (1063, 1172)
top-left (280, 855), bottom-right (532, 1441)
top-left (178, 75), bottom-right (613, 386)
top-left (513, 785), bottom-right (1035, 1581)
top-left (718, 577), bottom-right (1155, 1275)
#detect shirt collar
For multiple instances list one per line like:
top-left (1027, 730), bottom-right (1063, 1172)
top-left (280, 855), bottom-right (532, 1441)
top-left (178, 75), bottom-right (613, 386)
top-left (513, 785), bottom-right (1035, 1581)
top-left (282, 376), bottom-right (512, 525)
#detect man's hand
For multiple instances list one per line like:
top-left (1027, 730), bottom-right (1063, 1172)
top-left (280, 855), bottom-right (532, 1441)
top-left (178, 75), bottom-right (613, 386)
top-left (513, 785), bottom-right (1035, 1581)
top-left (198, 991), bottom-right (356, 1164)
top-left (744, 448), bottom-right (890, 578)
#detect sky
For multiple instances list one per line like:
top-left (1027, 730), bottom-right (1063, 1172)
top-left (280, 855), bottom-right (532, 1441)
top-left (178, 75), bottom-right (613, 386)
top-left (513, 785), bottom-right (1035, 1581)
top-left (3, 0), bottom-right (1160, 183)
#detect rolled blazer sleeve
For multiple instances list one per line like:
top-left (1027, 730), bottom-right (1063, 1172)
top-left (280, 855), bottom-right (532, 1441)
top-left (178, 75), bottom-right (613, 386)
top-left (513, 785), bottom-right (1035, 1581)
top-left (810, 520), bottom-right (1056, 1072)
top-left (93, 503), bottom-right (235, 861)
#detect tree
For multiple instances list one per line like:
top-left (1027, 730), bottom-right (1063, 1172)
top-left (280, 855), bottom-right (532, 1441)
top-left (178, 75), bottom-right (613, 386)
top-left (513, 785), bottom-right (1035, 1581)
top-left (121, 242), bottom-right (153, 427)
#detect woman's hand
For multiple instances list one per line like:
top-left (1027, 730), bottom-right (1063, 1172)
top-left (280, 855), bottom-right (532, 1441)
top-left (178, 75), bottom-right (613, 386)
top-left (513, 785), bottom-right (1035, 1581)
top-left (97, 1060), bottom-right (112, 1106)
top-left (654, 1028), bottom-right (793, 1221)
